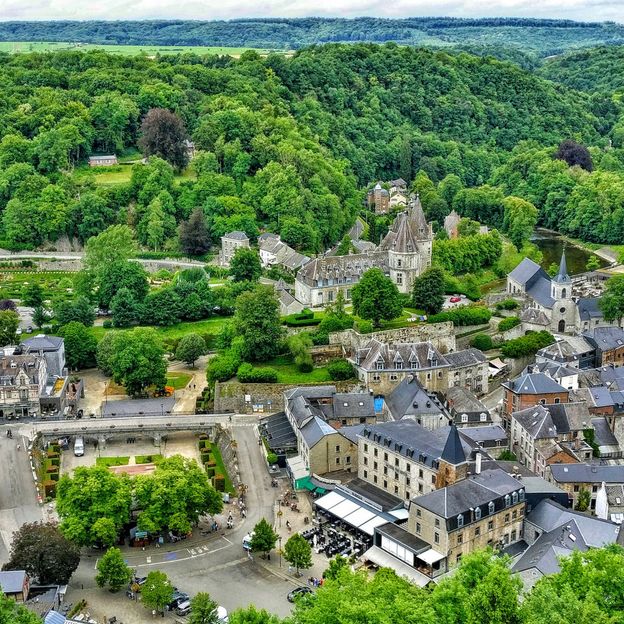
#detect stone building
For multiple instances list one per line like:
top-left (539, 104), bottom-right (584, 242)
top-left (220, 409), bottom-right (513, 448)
top-left (219, 231), bottom-right (250, 267)
top-left (501, 371), bottom-right (570, 426)
top-left (0, 352), bottom-right (47, 419)
top-left (367, 182), bottom-right (390, 214)
top-left (583, 327), bottom-right (624, 367)
top-left (21, 335), bottom-right (66, 378)
top-left (350, 339), bottom-right (488, 395)
top-left (258, 233), bottom-right (310, 273)
top-left (508, 252), bottom-right (620, 334)
top-left (407, 467), bottom-right (526, 571)
top-left (357, 421), bottom-right (479, 502)
top-left (295, 196), bottom-right (432, 306)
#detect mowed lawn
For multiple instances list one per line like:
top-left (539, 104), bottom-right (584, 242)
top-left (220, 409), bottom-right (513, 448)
top-left (0, 41), bottom-right (278, 57)
top-left (263, 355), bottom-right (333, 384)
top-left (74, 164), bottom-right (196, 187)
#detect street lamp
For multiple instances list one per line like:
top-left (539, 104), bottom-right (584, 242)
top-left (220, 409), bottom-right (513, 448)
top-left (160, 403), bottom-right (164, 417)
top-left (278, 536), bottom-right (282, 568)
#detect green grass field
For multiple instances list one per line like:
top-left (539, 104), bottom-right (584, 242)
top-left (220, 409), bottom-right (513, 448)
top-left (74, 164), bottom-right (196, 187)
top-left (0, 270), bottom-right (75, 301)
top-left (166, 372), bottom-right (192, 390)
top-left (0, 41), bottom-right (276, 57)
top-left (96, 456), bottom-right (130, 467)
top-left (91, 317), bottom-right (229, 343)
top-left (263, 355), bottom-right (333, 384)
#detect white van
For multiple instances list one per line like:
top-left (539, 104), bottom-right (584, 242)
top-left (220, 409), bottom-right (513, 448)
top-left (73, 437), bottom-right (84, 457)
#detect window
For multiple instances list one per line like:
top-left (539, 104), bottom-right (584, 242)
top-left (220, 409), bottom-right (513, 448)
top-left (395, 457), bottom-right (399, 466)
top-left (554, 398), bottom-right (560, 404)
top-left (397, 259), bottom-right (402, 268)
top-left (384, 467), bottom-right (388, 476)
top-left (419, 469), bottom-right (423, 478)
top-left (396, 273), bottom-right (403, 286)
top-left (376, 359), bottom-right (384, 370)
top-left (504, 494), bottom-right (511, 507)
top-left (457, 533), bottom-right (463, 544)
top-left (364, 443), bottom-right (368, 452)
top-left (373, 475), bottom-right (377, 484)
top-left (373, 373), bottom-right (381, 382)
top-left (364, 470), bottom-right (368, 479)
top-left (336, 458), bottom-right (341, 465)
top-left (434, 532), bottom-right (440, 544)
top-left (475, 527), bottom-right (481, 537)
top-left (406, 478), bottom-right (411, 486)
top-left (512, 491), bottom-right (518, 504)
top-left (475, 507), bottom-right (481, 521)
top-left (457, 514), bottom-right (464, 528)
top-left (512, 510), bottom-right (517, 519)
top-left (364, 457), bottom-right (368, 466)
top-left (416, 522), bottom-right (421, 534)
top-left (488, 501), bottom-right (495, 514)
top-left (406, 463), bottom-right (411, 472)
top-left (374, 448), bottom-right (378, 457)
top-left (346, 456), bottom-right (351, 465)
top-left (384, 453), bottom-right (388, 461)
top-left (504, 513), bottom-right (510, 522)
top-left (487, 521), bottom-right (494, 531)
top-left (511, 530), bottom-right (517, 541)
top-left (335, 445), bottom-right (341, 452)
top-left (394, 485), bottom-right (399, 494)
top-left (461, 414), bottom-right (468, 423)
top-left (435, 518), bottom-right (440, 528)
top-left (383, 480), bottom-right (388, 489)
top-left (431, 475), bottom-right (436, 484)
top-left (374, 461), bottom-right (378, 470)
top-left (519, 490), bottom-right (525, 501)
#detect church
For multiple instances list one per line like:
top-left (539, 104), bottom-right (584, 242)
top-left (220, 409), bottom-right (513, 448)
top-left (507, 251), bottom-right (617, 334)
top-left (295, 195), bottom-right (433, 307)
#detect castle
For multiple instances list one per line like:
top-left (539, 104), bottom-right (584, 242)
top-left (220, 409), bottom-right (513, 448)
top-left (295, 195), bottom-right (433, 307)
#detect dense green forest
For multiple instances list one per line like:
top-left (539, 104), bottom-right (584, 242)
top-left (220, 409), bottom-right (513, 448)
top-left (539, 45), bottom-right (624, 93)
top-left (1, 18), bottom-right (624, 55)
top-left (0, 42), bottom-right (623, 253)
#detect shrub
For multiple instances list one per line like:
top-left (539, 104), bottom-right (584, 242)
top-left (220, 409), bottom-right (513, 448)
top-left (200, 453), bottom-right (211, 464)
top-left (213, 474), bottom-right (225, 492)
top-left (496, 299), bottom-right (519, 311)
top-left (500, 331), bottom-right (555, 358)
top-left (311, 331), bottom-right (329, 345)
top-left (428, 306), bottom-right (492, 327)
top-left (267, 452), bottom-right (278, 465)
top-left (328, 359), bottom-right (355, 381)
top-left (207, 351), bottom-right (241, 384)
top-left (356, 319), bottom-right (374, 334)
top-left (103, 319), bottom-right (112, 328)
top-left (471, 334), bottom-right (493, 350)
top-left (283, 316), bottom-right (321, 327)
top-left (236, 363), bottom-right (278, 383)
top-left (206, 467), bottom-right (215, 478)
top-left (498, 316), bottom-right (521, 331)
top-left (318, 314), bottom-right (353, 334)
top-left (198, 439), bottom-right (209, 449)
top-left (207, 460), bottom-right (217, 468)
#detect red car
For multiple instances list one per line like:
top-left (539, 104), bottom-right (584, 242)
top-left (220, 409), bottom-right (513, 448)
top-left (449, 296), bottom-right (461, 303)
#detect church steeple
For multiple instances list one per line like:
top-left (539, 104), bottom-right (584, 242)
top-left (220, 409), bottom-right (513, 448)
top-left (554, 249), bottom-right (570, 283)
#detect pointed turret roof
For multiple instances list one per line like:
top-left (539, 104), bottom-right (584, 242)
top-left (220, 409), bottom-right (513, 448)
top-left (554, 249), bottom-right (570, 283)
top-left (377, 194), bottom-right (432, 252)
top-left (441, 423), bottom-right (467, 465)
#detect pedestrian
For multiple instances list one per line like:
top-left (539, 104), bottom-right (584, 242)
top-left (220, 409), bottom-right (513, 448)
top-left (16, 444), bottom-right (20, 451)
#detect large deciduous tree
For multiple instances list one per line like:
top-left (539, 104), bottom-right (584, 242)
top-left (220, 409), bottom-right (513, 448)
top-left (233, 285), bottom-right (283, 362)
top-left (283, 533), bottom-right (312, 576)
top-left (412, 266), bottom-right (445, 315)
top-left (134, 455), bottom-right (222, 534)
top-left (249, 518), bottom-right (278, 559)
top-left (179, 208), bottom-right (210, 256)
top-left (600, 275), bottom-right (624, 324)
top-left (85, 225), bottom-right (138, 276)
top-left (0, 310), bottom-right (19, 346)
top-left (2, 522), bottom-right (80, 585)
top-left (502, 196), bottom-right (539, 250)
top-left (58, 321), bottom-right (97, 370)
top-left (53, 296), bottom-right (95, 327)
top-left (140, 570), bottom-right (174, 614)
top-left (107, 327), bottom-right (167, 396)
top-left (139, 108), bottom-right (190, 171)
top-left (0, 592), bottom-right (41, 624)
top-left (56, 466), bottom-right (132, 547)
top-left (189, 592), bottom-right (220, 624)
top-left (351, 268), bottom-right (402, 328)
top-left (97, 260), bottom-right (149, 310)
top-left (556, 139), bottom-right (593, 172)
top-left (176, 333), bottom-right (206, 367)
top-left (22, 282), bottom-right (45, 308)
top-left (229, 247), bottom-right (262, 283)
top-left (95, 547), bottom-right (133, 592)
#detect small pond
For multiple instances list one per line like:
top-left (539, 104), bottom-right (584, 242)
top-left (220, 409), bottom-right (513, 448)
top-left (531, 229), bottom-right (608, 275)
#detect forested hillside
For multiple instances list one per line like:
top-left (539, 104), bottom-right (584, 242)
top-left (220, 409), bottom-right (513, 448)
top-left (0, 43), bottom-right (621, 254)
top-left (539, 46), bottom-right (624, 93)
top-left (1, 18), bottom-right (624, 55)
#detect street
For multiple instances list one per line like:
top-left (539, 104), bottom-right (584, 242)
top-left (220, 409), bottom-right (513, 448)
top-left (0, 431), bottom-right (43, 564)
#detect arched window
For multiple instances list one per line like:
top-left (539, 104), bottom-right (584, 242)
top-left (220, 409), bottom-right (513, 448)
top-left (457, 514), bottom-right (464, 528)
top-left (519, 490), bottom-right (525, 501)
top-left (488, 501), bottom-right (495, 514)
top-left (475, 507), bottom-right (481, 521)
top-left (512, 491), bottom-right (518, 504)
top-left (562, 288), bottom-right (567, 298)
top-left (504, 494), bottom-right (511, 507)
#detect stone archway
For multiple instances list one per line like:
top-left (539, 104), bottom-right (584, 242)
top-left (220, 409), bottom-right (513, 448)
top-left (558, 319), bottom-right (566, 332)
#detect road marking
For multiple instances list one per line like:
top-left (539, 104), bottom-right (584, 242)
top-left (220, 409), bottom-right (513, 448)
top-left (146, 556), bottom-right (151, 563)
top-left (222, 536), bottom-right (232, 545)
top-left (134, 539), bottom-right (233, 568)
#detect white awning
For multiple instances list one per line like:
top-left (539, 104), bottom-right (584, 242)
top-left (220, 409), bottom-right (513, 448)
top-left (359, 516), bottom-right (389, 536)
top-left (331, 499), bottom-right (360, 520)
top-left (363, 546), bottom-right (433, 587)
top-left (315, 490), bottom-right (344, 511)
top-left (417, 548), bottom-right (445, 565)
top-left (343, 507), bottom-right (376, 528)
top-left (389, 508), bottom-right (409, 520)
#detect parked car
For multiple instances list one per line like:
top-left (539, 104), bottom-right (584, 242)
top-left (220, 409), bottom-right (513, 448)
top-left (449, 296), bottom-right (462, 303)
top-left (287, 586), bottom-right (314, 603)
top-left (175, 600), bottom-right (192, 617)
top-left (167, 592), bottom-right (190, 611)
top-left (73, 437), bottom-right (84, 457)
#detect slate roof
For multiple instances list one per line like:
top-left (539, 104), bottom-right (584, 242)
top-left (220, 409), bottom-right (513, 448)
top-left (441, 423), bottom-right (466, 464)
top-left (22, 335), bottom-right (63, 351)
top-left (360, 420), bottom-right (473, 468)
top-left (338, 424), bottom-right (367, 444)
top-left (520, 307), bottom-right (550, 326)
top-left (513, 499), bottom-right (621, 575)
top-left (45, 611), bottom-right (66, 624)
top-left (445, 385), bottom-right (488, 414)
top-left (526, 276), bottom-right (555, 308)
top-left (300, 415), bottom-right (336, 448)
top-left (259, 237), bottom-right (310, 270)
top-left (512, 404), bottom-right (557, 440)
top-left (591, 416), bottom-right (619, 447)
top-left (444, 210), bottom-right (461, 232)
top-left (378, 196), bottom-right (432, 253)
top-left (0, 570), bottom-right (27, 594)
top-left (550, 463), bottom-right (624, 484)
top-left (573, 386), bottom-right (616, 409)
top-left (376, 522), bottom-right (429, 553)
top-left (577, 297), bottom-right (603, 320)
top-left (525, 361), bottom-right (578, 381)
top-left (383, 376), bottom-right (448, 421)
top-left (329, 393), bottom-right (375, 420)
top-left (458, 424), bottom-right (507, 444)
top-left (412, 468), bottom-right (523, 519)
top-left (296, 252), bottom-right (388, 286)
top-left (355, 339), bottom-right (448, 372)
top-left (537, 337), bottom-right (594, 362)
top-left (223, 231), bottom-right (249, 240)
top-left (508, 258), bottom-right (546, 286)
top-left (553, 250), bottom-right (570, 283)
top-left (584, 327), bottom-right (624, 351)
top-left (445, 348), bottom-right (487, 368)
top-left (503, 372), bottom-right (567, 395)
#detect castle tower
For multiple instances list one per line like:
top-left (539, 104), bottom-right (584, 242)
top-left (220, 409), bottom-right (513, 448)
top-left (436, 423), bottom-right (468, 488)
top-left (551, 249), bottom-right (571, 301)
top-left (551, 250), bottom-right (573, 333)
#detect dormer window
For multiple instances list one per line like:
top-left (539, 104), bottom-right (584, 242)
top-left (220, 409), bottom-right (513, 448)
top-left (396, 361), bottom-right (403, 370)
top-left (457, 514), bottom-right (464, 528)
top-left (512, 491), bottom-right (518, 505)
top-left (519, 490), bottom-right (525, 501)
top-left (376, 359), bottom-right (384, 370)
top-left (409, 358), bottom-right (418, 369)
top-left (475, 507), bottom-right (481, 521)
top-left (488, 501), bottom-right (495, 514)
top-left (504, 495), bottom-right (511, 508)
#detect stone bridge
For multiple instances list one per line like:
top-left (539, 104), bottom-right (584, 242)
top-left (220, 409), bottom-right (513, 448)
top-left (29, 413), bottom-right (258, 447)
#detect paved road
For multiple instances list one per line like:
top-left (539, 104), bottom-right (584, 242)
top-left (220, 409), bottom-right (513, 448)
top-left (66, 425), bottom-right (296, 620)
top-left (0, 432), bottom-right (43, 565)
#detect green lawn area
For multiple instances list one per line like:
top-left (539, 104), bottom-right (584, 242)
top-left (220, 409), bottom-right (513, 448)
top-left (166, 372), bottom-right (192, 390)
top-left (0, 41), bottom-right (280, 57)
top-left (74, 163), bottom-right (196, 187)
top-left (263, 355), bottom-right (333, 384)
top-left (135, 454), bottom-right (163, 464)
top-left (96, 456), bottom-right (130, 467)
top-left (206, 442), bottom-right (235, 494)
top-left (92, 316), bottom-right (230, 343)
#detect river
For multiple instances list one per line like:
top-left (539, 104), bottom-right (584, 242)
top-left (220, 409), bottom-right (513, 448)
top-left (531, 229), bottom-right (608, 274)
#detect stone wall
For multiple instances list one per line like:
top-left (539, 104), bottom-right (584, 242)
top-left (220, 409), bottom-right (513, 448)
top-left (310, 344), bottom-right (344, 364)
top-left (329, 322), bottom-right (455, 354)
top-left (214, 425), bottom-right (242, 490)
top-left (214, 380), bottom-right (358, 414)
